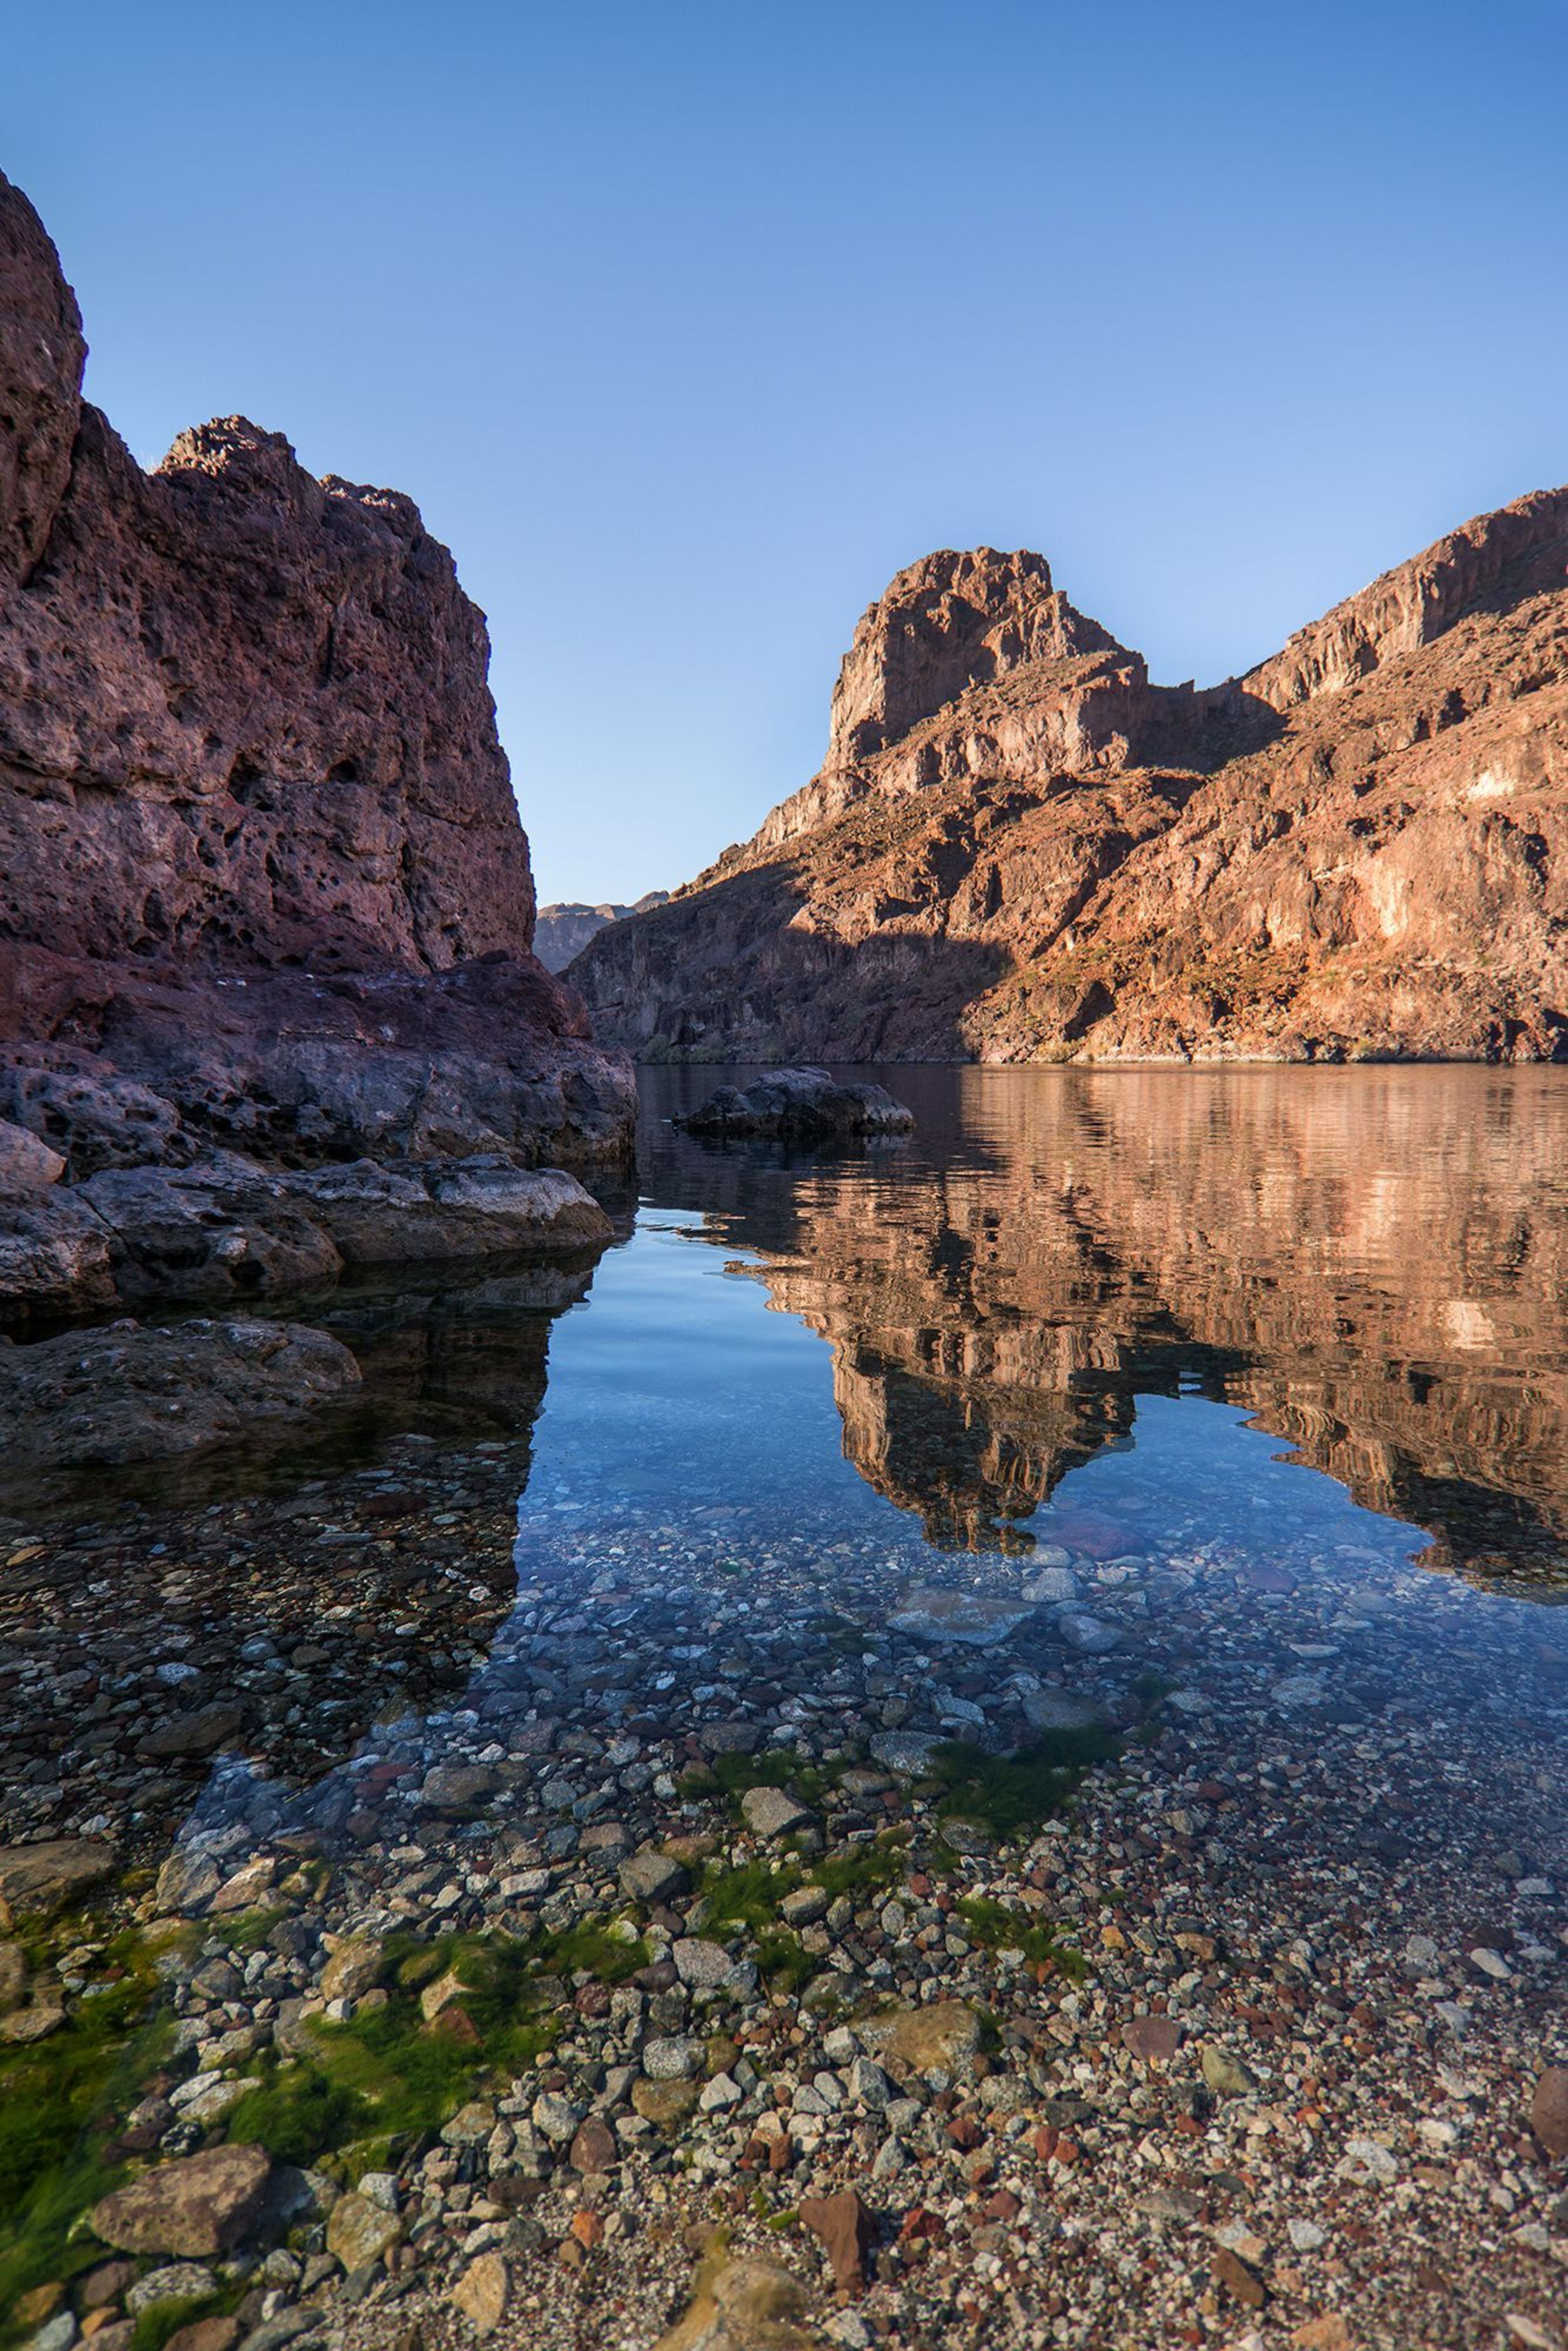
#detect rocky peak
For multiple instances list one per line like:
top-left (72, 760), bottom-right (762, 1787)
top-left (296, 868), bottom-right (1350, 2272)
top-left (572, 487), bottom-right (1568, 1069)
top-left (155, 414), bottom-right (330, 519)
top-left (0, 172), bottom-right (85, 581)
top-left (825, 546), bottom-right (1125, 768)
top-left (0, 168), bottom-right (536, 976)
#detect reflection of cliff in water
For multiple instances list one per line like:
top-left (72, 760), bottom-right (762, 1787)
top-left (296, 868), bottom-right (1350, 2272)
top-left (639, 1065), bottom-right (1568, 1590)
top-left (0, 1258), bottom-right (600, 1863)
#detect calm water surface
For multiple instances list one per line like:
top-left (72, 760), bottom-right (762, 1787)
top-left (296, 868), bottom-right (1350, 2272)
top-left (6, 1064), bottom-right (1568, 1863)
top-left (2, 1065), bottom-right (1566, 2336)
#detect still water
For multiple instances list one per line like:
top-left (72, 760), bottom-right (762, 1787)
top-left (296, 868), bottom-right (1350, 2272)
top-left (1, 1066), bottom-right (1564, 2342)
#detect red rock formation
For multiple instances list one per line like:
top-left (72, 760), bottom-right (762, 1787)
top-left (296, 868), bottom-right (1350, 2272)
top-left (572, 499), bottom-right (1568, 1064)
top-left (0, 170), bottom-right (633, 1244)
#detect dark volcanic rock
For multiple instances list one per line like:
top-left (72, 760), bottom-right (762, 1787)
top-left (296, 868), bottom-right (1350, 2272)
top-left (0, 169), bottom-right (633, 1327)
top-left (676, 1067), bottom-right (914, 1141)
top-left (572, 504), bottom-right (1568, 1065)
top-left (0, 1317), bottom-right (362, 1473)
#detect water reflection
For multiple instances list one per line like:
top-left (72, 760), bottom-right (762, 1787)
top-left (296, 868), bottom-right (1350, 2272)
top-left (639, 1065), bottom-right (1568, 1593)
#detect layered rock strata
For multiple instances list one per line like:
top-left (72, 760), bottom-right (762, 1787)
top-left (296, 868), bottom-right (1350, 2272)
top-left (0, 170), bottom-right (633, 1328)
top-left (572, 504), bottom-right (1568, 1061)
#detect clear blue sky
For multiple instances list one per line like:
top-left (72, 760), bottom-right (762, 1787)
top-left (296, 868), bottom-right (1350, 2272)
top-left (5, 1), bottom-right (1566, 904)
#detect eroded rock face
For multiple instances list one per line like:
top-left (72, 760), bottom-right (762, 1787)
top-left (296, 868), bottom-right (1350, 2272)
top-left (572, 497), bottom-right (1568, 1064)
top-left (0, 166), bottom-right (527, 972)
top-left (0, 169), bottom-right (633, 1328)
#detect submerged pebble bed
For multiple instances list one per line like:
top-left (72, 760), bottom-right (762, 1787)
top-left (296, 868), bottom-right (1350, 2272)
top-left (2, 1068), bottom-right (1566, 2351)
top-left (1, 1409), bottom-right (1564, 2351)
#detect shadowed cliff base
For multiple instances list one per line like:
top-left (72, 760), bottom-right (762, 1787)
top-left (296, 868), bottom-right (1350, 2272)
top-left (572, 504), bottom-right (1568, 1064)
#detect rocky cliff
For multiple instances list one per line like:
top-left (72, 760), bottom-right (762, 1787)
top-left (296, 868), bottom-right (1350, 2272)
top-left (0, 170), bottom-right (634, 1329)
top-left (534, 891), bottom-right (670, 971)
top-left (571, 497), bottom-right (1568, 1063)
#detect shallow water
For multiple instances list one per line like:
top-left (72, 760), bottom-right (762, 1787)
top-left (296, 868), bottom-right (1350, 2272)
top-left (5, 1063), bottom-right (1567, 1865)
top-left (2, 1066), bottom-right (1566, 2339)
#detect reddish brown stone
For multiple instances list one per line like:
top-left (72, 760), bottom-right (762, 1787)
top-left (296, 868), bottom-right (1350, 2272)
top-left (568, 2116), bottom-right (618, 2175)
top-left (164, 2322), bottom-right (242, 2351)
top-left (1213, 2247), bottom-right (1268, 2309)
top-left (1122, 2015), bottom-right (1185, 2066)
top-left (800, 2188), bottom-right (873, 2291)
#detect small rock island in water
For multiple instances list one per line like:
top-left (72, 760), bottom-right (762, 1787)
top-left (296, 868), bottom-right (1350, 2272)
top-left (675, 1068), bottom-right (915, 1141)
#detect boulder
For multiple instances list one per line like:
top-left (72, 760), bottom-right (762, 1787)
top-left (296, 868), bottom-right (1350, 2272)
top-left (452, 2252), bottom-right (511, 2335)
top-left (799, 2188), bottom-right (873, 2290)
top-left (739, 1785), bottom-right (816, 1841)
top-left (325, 2186), bottom-right (403, 2273)
top-left (290, 1157), bottom-right (611, 1266)
top-left (89, 2144), bottom-right (273, 2258)
top-left (861, 1999), bottom-right (980, 2079)
top-left (136, 1703), bottom-right (245, 1761)
top-left (888, 1587), bottom-right (1035, 1647)
top-left (0, 1115), bottom-right (63, 1187)
top-left (0, 1318), bottom-right (361, 1481)
top-left (1532, 2065), bottom-right (1568, 2159)
top-left (677, 1068), bottom-right (913, 1142)
top-left (656, 2249), bottom-right (816, 2351)
top-left (0, 1836), bottom-right (117, 1924)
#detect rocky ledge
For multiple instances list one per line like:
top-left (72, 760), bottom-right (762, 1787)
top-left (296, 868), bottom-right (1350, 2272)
top-left (0, 171), bottom-right (634, 1361)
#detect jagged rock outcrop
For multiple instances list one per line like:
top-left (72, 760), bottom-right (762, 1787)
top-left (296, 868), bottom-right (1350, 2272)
top-left (0, 171), bottom-right (634, 1324)
top-left (534, 892), bottom-right (670, 971)
top-left (572, 498), bottom-right (1568, 1063)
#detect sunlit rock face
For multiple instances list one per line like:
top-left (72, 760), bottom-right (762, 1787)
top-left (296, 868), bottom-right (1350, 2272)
top-left (0, 169), bottom-right (634, 1264)
top-left (648, 1068), bottom-right (1568, 1591)
top-left (572, 497), bottom-right (1568, 1065)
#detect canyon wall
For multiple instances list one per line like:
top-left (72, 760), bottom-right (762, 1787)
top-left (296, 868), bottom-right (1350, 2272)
top-left (571, 495), bottom-right (1568, 1063)
top-left (0, 169), bottom-right (633, 1238)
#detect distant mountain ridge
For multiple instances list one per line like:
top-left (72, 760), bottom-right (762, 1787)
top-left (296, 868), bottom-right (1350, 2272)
top-left (568, 498), bottom-right (1568, 1063)
top-left (537, 892), bottom-right (669, 972)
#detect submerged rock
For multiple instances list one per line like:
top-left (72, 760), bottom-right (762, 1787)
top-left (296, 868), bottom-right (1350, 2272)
top-left (888, 1586), bottom-right (1035, 1647)
top-left (89, 2144), bottom-right (274, 2259)
top-left (0, 1317), bottom-right (361, 1477)
top-left (656, 2249), bottom-right (816, 2351)
top-left (0, 1836), bottom-right (117, 1925)
top-left (677, 1068), bottom-right (913, 1143)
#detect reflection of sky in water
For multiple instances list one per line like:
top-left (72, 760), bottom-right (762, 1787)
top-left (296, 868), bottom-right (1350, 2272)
top-left (514, 1214), bottom-right (1436, 1613)
top-left (151, 1065), bottom-right (1568, 1856)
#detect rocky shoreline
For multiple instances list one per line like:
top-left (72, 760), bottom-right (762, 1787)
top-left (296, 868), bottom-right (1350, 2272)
top-left (1, 1431), bottom-right (1563, 2351)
